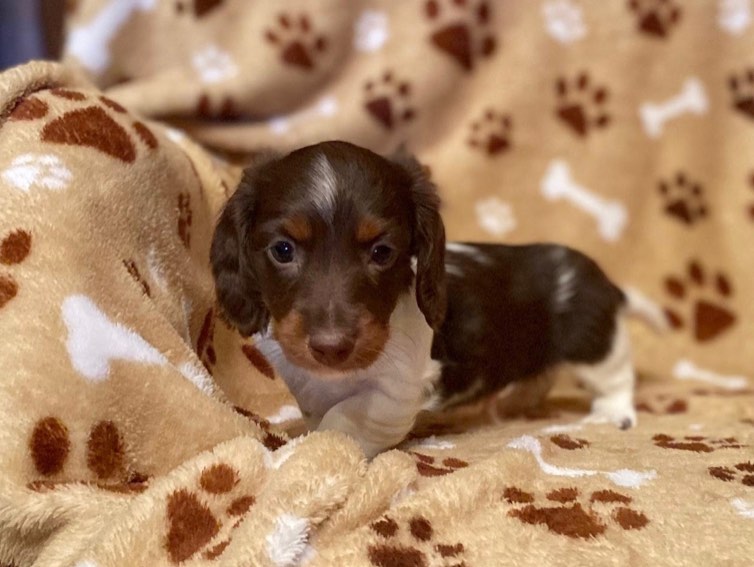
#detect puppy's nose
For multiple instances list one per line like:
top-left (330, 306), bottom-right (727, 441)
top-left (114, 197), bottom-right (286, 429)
top-left (308, 332), bottom-right (355, 366)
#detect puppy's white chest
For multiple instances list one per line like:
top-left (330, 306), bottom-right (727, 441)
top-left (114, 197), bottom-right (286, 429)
top-left (253, 292), bottom-right (437, 425)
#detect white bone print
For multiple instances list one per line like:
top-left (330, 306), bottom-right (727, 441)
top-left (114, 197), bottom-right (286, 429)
top-left (640, 78), bottom-right (708, 138)
top-left (63, 294), bottom-right (166, 381)
top-left (62, 295), bottom-right (215, 394)
top-left (542, 0), bottom-right (587, 44)
top-left (507, 435), bottom-right (657, 487)
top-left (731, 498), bottom-right (754, 519)
top-left (65, 0), bottom-right (157, 74)
top-left (541, 160), bottom-right (627, 241)
top-left (719, 0), bottom-right (752, 34)
top-left (672, 359), bottom-right (749, 391)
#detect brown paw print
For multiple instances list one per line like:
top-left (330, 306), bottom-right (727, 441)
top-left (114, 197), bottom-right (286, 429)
top-left (29, 416), bottom-right (137, 485)
top-left (663, 260), bottom-right (736, 342)
top-left (165, 463), bottom-right (256, 563)
top-left (32, 89), bottom-right (158, 163)
top-left (424, 0), bottom-right (497, 72)
top-left (636, 396), bottom-right (687, 415)
top-left (709, 461), bottom-right (754, 487)
top-left (550, 434), bottom-right (590, 450)
top-left (0, 229), bottom-right (32, 310)
top-left (411, 452), bottom-right (468, 477)
top-left (555, 72), bottom-right (611, 137)
top-left (196, 93), bottom-right (242, 120)
top-left (363, 71), bottom-right (416, 131)
top-left (627, 0), bottom-right (682, 38)
top-left (123, 259), bottom-right (151, 297)
top-left (197, 308), bottom-right (217, 373)
top-left (467, 109), bottom-right (512, 156)
top-left (8, 95), bottom-right (49, 121)
top-left (504, 486), bottom-right (649, 538)
top-left (653, 434), bottom-right (745, 452)
top-left (177, 192), bottom-right (192, 248)
top-left (264, 13), bottom-right (327, 71)
top-left (729, 69), bottom-right (754, 119)
top-left (233, 406), bottom-right (288, 451)
top-left (175, 0), bottom-right (224, 17)
top-left (241, 343), bottom-right (276, 380)
top-left (658, 172), bottom-right (708, 226)
top-left (368, 514), bottom-right (467, 567)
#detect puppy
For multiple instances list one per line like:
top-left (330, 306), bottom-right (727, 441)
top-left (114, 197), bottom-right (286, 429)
top-left (211, 141), bottom-right (665, 457)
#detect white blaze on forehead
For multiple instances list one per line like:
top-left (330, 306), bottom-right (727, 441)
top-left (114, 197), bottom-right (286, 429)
top-left (310, 154), bottom-right (338, 222)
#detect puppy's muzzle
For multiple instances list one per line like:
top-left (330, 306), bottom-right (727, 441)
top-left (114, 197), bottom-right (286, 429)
top-left (308, 330), bottom-right (356, 366)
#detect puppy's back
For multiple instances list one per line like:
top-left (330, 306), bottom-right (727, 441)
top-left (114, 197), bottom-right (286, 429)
top-left (432, 242), bottom-right (625, 407)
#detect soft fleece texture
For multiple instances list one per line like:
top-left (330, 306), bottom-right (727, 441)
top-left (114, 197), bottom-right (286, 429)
top-left (0, 1), bottom-right (753, 565)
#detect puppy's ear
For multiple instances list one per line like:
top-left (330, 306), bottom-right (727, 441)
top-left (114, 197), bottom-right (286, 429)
top-left (392, 152), bottom-right (447, 330)
top-left (210, 154), bottom-right (278, 336)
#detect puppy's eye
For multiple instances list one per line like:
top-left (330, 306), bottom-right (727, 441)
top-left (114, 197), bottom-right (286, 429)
top-left (370, 244), bottom-right (394, 267)
top-left (269, 240), bottom-right (295, 264)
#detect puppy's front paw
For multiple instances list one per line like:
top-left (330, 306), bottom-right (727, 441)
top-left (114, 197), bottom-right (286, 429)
top-left (582, 398), bottom-right (637, 430)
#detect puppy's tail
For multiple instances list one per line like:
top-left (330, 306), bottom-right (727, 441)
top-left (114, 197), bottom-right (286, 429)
top-left (621, 287), bottom-right (671, 334)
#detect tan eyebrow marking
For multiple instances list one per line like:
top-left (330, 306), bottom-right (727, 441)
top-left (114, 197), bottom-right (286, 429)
top-left (356, 216), bottom-right (387, 243)
top-left (281, 215), bottom-right (312, 241)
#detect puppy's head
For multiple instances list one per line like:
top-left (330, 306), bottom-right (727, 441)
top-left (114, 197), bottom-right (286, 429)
top-left (211, 141), bottom-right (446, 376)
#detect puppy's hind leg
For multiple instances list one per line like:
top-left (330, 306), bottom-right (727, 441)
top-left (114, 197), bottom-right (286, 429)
top-left (571, 319), bottom-right (637, 430)
top-left (486, 372), bottom-right (556, 423)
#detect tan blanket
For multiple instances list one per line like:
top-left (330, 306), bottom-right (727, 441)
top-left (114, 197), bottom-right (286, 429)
top-left (1, 1), bottom-right (753, 565)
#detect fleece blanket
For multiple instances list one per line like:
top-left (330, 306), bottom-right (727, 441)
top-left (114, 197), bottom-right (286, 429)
top-left (1, 1), bottom-right (753, 565)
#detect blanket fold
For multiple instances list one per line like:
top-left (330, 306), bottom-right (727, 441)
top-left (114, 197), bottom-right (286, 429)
top-left (1, 1), bottom-right (753, 565)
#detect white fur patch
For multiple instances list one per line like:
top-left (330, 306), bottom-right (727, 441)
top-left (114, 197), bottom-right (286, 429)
top-left (310, 154), bottom-right (338, 221)
top-left (446, 242), bottom-right (493, 265)
top-left (445, 264), bottom-right (464, 277)
top-left (256, 290), bottom-right (436, 456)
top-left (62, 295), bottom-right (166, 381)
top-left (572, 317), bottom-right (638, 429)
top-left (507, 435), bottom-right (656, 487)
top-left (65, 0), bottom-right (156, 73)
top-left (266, 514), bottom-right (311, 567)
top-left (552, 248), bottom-right (576, 311)
top-left (2, 154), bottom-right (72, 192)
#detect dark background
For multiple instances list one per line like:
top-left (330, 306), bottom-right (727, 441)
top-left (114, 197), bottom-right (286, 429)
top-left (0, 0), bottom-right (64, 70)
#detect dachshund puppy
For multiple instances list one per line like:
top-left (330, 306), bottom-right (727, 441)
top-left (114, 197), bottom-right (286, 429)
top-left (211, 141), bottom-right (665, 457)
